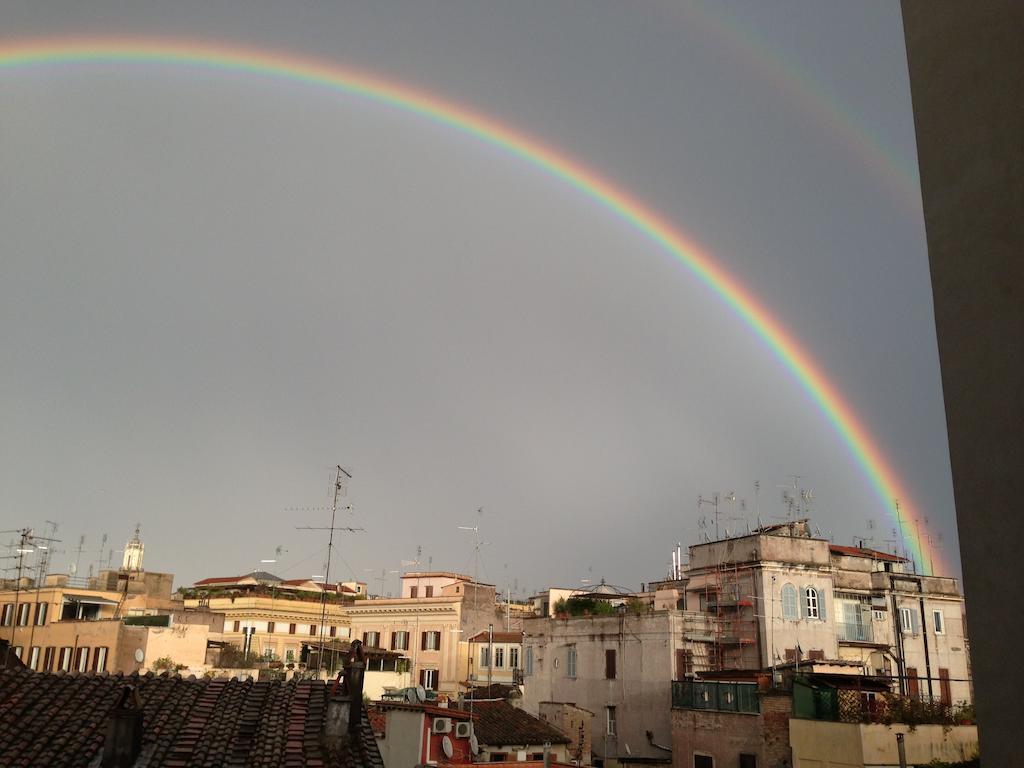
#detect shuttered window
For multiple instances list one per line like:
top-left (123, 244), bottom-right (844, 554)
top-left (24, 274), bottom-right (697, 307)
top-left (605, 649), bottom-right (616, 679)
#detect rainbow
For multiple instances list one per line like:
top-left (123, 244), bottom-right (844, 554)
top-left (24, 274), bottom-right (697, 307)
top-left (0, 37), bottom-right (943, 575)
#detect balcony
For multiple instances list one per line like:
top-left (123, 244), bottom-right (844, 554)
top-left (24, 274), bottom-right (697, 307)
top-left (672, 680), bottom-right (760, 714)
top-left (836, 621), bottom-right (874, 643)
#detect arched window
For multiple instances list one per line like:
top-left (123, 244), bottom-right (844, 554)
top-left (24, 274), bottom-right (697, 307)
top-left (781, 584), bottom-right (798, 619)
top-left (805, 586), bottom-right (820, 619)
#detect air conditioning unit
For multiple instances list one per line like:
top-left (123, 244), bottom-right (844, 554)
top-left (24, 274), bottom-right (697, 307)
top-left (431, 717), bottom-right (452, 734)
top-left (455, 722), bottom-right (473, 739)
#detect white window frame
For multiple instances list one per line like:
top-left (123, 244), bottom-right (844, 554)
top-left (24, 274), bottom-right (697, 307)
top-left (804, 587), bottom-right (820, 619)
top-left (606, 706), bottom-right (616, 736)
top-left (35, 602), bottom-right (47, 626)
top-left (28, 646), bottom-right (40, 670)
top-left (0, 604), bottom-right (12, 626)
top-left (494, 646), bottom-right (505, 669)
top-left (58, 647), bottom-right (72, 672)
top-left (94, 646), bottom-right (108, 672)
top-left (899, 607), bottom-right (915, 635)
top-left (932, 609), bottom-right (945, 634)
top-left (422, 668), bottom-right (438, 691)
top-left (423, 631), bottom-right (441, 651)
top-left (509, 646), bottom-right (519, 669)
top-left (363, 631), bottom-right (380, 647)
top-left (16, 603), bottom-right (30, 627)
top-left (392, 630), bottom-right (409, 650)
top-left (480, 646), bottom-right (491, 668)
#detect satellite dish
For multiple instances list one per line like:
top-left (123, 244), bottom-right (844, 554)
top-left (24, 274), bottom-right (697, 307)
top-left (442, 736), bottom-right (454, 759)
top-left (134, 649), bottom-right (144, 663)
top-left (470, 734), bottom-right (480, 755)
top-left (416, 685), bottom-right (426, 703)
top-left (405, 688), bottom-right (418, 704)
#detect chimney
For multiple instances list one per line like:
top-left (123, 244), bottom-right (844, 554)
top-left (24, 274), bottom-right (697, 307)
top-left (102, 685), bottom-right (143, 767)
top-left (323, 640), bottom-right (366, 752)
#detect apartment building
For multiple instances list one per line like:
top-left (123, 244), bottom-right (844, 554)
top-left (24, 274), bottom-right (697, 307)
top-left (463, 629), bottom-right (524, 687)
top-left (183, 572), bottom-right (355, 666)
top-left (346, 571), bottom-right (500, 696)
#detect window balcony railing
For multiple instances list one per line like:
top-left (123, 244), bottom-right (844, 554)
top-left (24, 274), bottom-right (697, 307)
top-left (836, 621), bottom-right (874, 643)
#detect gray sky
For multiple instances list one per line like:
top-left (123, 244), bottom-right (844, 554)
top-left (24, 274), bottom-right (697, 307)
top-left (0, 1), bottom-right (958, 595)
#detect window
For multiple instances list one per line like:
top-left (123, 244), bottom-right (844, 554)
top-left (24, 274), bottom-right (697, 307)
top-left (0, 604), bottom-right (12, 627)
top-left (93, 647), bottom-right (109, 672)
top-left (494, 647), bottom-right (505, 668)
top-left (605, 649), bottom-right (617, 679)
top-left (233, 620), bottom-right (241, 633)
top-left (58, 647), bottom-right (72, 672)
top-left (74, 647), bottom-right (89, 673)
top-left (781, 584), bottom-right (798, 619)
top-left (329, 625), bottom-right (337, 638)
top-left (804, 587), bottom-right (820, 619)
top-left (34, 602), bottom-right (47, 626)
top-left (509, 647), bottom-right (519, 669)
top-left (285, 649), bottom-right (295, 662)
top-left (739, 755), bottom-right (757, 768)
top-left (808, 649), bottom-right (825, 661)
top-left (28, 646), bottom-right (40, 671)
top-left (43, 647), bottom-right (55, 672)
top-left (309, 625), bottom-right (317, 636)
top-left (489, 754), bottom-right (509, 762)
top-left (289, 623), bottom-right (297, 635)
top-left (267, 621), bottom-right (275, 634)
top-left (410, 586), bottom-right (418, 598)
top-left (873, 609), bottom-right (886, 622)
top-left (899, 607), bottom-right (918, 635)
top-left (676, 648), bottom-right (693, 679)
top-left (694, 756), bottom-right (714, 768)
top-left (525, 646), bottom-right (534, 675)
top-left (391, 631), bottom-right (409, 650)
top-left (425, 586), bottom-right (434, 597)
top-left (932, 609), bottom-right (945, 634)
top-left (606, 706), bottom-right (617, 736)
top-left (567, 647), bottom-right (577, 678)
top-left (481, 647), bottom-right (491, 668)
top-left (363, 631), bottom-right (380, 647)
top-left (419, 668), bottom-right (438, 690)
top-left (11, 647), bottom-right (22, 661)
top-left (422, 631), bottom-right (441, 650)
top-left (16, 603), bottom-right (30, 626)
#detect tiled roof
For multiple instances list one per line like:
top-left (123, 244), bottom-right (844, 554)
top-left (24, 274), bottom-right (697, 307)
top-left (829, 544), bottom-right (907, 563)
top-left (193, 575), bottom-right (244, 586)
top-left (466, 631), bottom-right (523, 643)
top-left (0, 669), bottom-right (384, 768)
top-left (460, 700), bottom-right (570, 747)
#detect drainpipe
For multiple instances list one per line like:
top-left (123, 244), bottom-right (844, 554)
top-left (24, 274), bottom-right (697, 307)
top-left (890, 578), bottom-right (906, 696)
top-left (917, 582), bottom-right (934, 702)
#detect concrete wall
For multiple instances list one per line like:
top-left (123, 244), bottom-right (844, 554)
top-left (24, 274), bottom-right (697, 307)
top-left (789, 719), bottom-right (978, 767)
top-left (378, 709), bottom-right (424, 768)
top-left (901, 2), bottom-right (1024, 762)
top-left (364, 669), bottom-right (412, 701)
top-left (539, 702), bottom-right (593, 766)
top-left (521, 613), bottom-right (683, 763)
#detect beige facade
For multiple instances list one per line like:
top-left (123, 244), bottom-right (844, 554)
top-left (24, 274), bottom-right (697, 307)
top-left (347, 572), bottom-right (500, 696)
top-left (182, 593), bottom-right (351, 665)
top-left (789, 719), bottom-right (978, 767)
top-left (1, 572), bottom-right (219, 675)
top-left (538, 702), bottom-right (594, 766)
top-left (464, 630), bottom-right (524, 686)
top-left (521, 612), bottom-right (694, 766)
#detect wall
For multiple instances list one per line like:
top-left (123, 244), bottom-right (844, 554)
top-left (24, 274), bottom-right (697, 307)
top-left (364, 668), bottom-right (412, 701)
top-left (141, 623), bottom-right (210, 673)
top-left (378, 709), bottom-right (424, 768)
top-left (789, 719), bottom-right (978, 768)
top-left (539, 702), bottom-right (593, 766)
top-left (521, 612), bottom-right (683, 764)
top-left (670, 693), bottom-right (791, 768)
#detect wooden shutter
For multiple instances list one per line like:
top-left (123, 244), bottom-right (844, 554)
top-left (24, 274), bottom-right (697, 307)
top-left (421, 632), bottom-right (427, 651)
top-left (605, 649), bottom-right (616, 679)
top-left (939, 668), bottom-right (952, 706)
top-left (907, 667), bottom-right (919, 699)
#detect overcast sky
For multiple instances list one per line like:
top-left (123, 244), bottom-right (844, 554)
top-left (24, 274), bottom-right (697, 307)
top-left (0, 1), bottom-right (958, 595)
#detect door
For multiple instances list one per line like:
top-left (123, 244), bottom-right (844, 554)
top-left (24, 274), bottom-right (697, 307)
top-left (939, 668), bottom-right (952, 706)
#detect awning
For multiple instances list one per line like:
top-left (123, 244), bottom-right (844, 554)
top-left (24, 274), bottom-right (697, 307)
top-left (62, 594), bottom-right (119, 606)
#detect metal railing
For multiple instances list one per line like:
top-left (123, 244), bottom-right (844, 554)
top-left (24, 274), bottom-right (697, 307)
top-left (672, 680), bottom-right (760, 714)
top-left (836, 620), bottom-right (874, 643)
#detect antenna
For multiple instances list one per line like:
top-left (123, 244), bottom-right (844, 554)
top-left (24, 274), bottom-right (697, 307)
top-left (697, 494), bottom-right (720, 540)
top-left (295, 466), bottom-right (363, 677)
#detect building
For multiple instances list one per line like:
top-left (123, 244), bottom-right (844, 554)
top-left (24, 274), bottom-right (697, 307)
top-left (1, 570), bottom-right (220, 675)
top-left (0, 665), bottom-right (384, 767)
top-left (457, 697), bottom-right (571, 763)
top-left (184, 571), bottom-right (356, 668)
top-left (372, 700), bottom-right (475, 766)
top-left (537, 701), bottom-right (594, 767)
top-left (346, 571), bottom-right (501, 696)
top-left (464, 629), bottom-right (524, 688)
top-left (521, 610), bottom-right (701, 766)
top-left (683, 520), bottom-right (972, 704)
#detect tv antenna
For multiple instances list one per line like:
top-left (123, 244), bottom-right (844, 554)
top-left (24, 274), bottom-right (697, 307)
top-left (295, 466), bottom-right (363, 677)
top-left (458, 507), bottom-right (490, 584)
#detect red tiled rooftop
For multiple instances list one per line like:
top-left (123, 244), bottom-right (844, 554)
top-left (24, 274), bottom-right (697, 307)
top-left (466, 630), bottom-right (524, 643)
top-left (0, 669), bottom-right (383, 768)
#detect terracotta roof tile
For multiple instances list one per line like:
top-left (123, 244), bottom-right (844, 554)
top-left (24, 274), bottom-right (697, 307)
top-left (0, 669), bottom-right (383, 768)
top-left (458, 700), bottom-right (570, 746)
